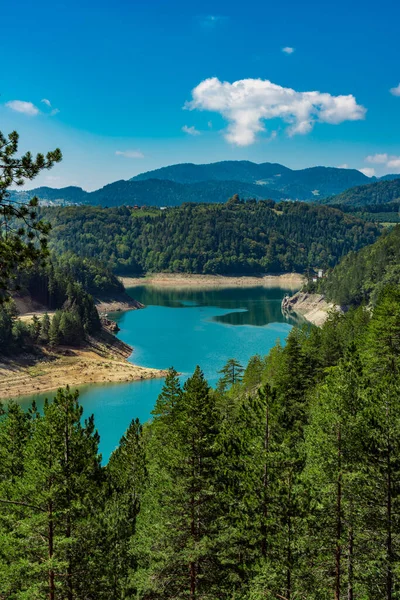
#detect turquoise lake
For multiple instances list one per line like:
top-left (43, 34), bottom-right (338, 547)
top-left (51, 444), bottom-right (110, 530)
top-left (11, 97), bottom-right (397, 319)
top-left (18, 285), bottom-right (300, 461)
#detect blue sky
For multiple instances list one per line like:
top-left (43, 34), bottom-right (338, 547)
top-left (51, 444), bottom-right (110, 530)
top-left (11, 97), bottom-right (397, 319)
top-left (1, 0), bottom-right (400, 190)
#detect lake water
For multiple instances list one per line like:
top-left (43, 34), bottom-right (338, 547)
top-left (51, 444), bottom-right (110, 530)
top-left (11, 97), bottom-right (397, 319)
top-left (18, 285), bottom-right (299, 461)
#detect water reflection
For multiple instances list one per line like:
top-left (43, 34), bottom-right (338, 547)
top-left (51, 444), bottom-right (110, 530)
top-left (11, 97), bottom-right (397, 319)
top-left (127, 285), bottom-right (301, 327)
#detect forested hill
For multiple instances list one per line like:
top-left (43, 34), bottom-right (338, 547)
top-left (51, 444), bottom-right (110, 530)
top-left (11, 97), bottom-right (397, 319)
top-left (3, 286), bottom-right (400, 598)
top-left (0, 255), bottom-right (120, 355)
top-left (87, 178), bottom-right (284, 206)
top-left (322, 177), bottom-right (400, 207)
top-left (131, 160), bottom-right (370, 198)
top-left (320, 225), bottom-right (400, 306)
top-left (9, 185), bottom-right (89, 204)
top-left (41, 199), bottom-right (380, 275)
top-left (9, 178), bottom-right (283, 207)
top-left (9, 160), bottom-right (376, 207)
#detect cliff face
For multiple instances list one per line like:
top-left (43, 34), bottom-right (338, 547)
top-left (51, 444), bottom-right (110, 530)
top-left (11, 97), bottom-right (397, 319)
top-left (282, 292), bottom-right (340, 327)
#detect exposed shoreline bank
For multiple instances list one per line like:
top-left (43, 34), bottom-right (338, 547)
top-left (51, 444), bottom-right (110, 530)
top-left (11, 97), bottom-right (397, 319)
top-left (0, 332), bottom-right (167, 402)
top-left (281, 292), bottom-right (340, 327)
top-left (121, 272), bottom-right (305, 289)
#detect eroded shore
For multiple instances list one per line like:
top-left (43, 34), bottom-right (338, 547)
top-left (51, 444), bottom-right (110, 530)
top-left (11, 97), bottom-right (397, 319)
top-left (0, 332), bottom-right (167, 402)
top-left (121, 272), bottom-right (305, 289)
top-left (282, 292), bottom-right (340, 327)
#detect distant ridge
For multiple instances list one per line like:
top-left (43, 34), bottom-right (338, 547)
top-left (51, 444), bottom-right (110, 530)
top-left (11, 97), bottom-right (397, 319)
top-left (321, 178), bottom-right (400, 207)
top-left (9, 159), bottom-right (395, 207)
top-left (130, 160), bottom-right (371, 199)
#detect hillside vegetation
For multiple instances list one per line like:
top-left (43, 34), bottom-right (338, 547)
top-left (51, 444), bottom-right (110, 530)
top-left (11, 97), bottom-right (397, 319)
top-left (41, 199), bottom-right (380, 275)
top-left (0, 255), bottom-right (124, 355)
top-left (321, 225), bottom-right (400, 306)
top-left (132, 159), bottom-right (370, 198)
top-left (2, 290), bottom-right (400, 598)
top-left (324, 177), bottom-right (400, 207)
top-left (9, 160), bottom-right (375, 207)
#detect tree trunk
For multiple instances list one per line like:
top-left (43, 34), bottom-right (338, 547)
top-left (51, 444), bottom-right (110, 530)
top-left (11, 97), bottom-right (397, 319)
top-left (261, 398), bottom-right (270, 557)
top-left (64, 402), bottom-right (73, 600)
top-left (335, 426), bottom-right (342, 600)
top-left (48, 499), bottom-right (55, 600)
top-left (347, 525), bottom-right (353, 600)
top-left (387, 434), bottom-right (392, 600)
top-left (190, 441), bottom-right (196, 600)
top-left (286, 472), bottom-right (293, 600)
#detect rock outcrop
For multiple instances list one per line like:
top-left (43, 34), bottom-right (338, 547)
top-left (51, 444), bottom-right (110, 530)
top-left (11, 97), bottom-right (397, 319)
top-left (282, 292), bottom-right (340, 327)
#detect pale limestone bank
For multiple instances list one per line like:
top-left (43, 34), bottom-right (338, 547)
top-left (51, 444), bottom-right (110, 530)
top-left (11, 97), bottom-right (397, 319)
top-left (121, 272), bottom-right (305, 290)
top-left (282, 292), bottom-right (341, 327)
top-left (0, 332), bottom-right (167, 402)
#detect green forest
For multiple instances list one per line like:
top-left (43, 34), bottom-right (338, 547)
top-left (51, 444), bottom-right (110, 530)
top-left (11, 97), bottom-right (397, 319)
top-left (0, 254), bottom-right (125, 355)
top-left (2, 128), bottom-right (400, 599)
top-left (41, 198), bottom-right (380, 275)
top-left (323, 178), bottom-right (400, 207)
top-left (2, 289), bottom-right (400, 598)
top-left (318, 225), bottom-right (400, 306)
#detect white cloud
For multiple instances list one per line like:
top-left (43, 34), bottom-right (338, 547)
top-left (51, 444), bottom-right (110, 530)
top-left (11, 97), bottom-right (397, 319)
top-left (366, 153), bottom-right (389, 164)
top-left (115, 150), bottom-right (144, 159)
top-left (6, 100), bottom-right (39, 116)
top-left (387, 157), bottom-right (400, 170)
top-left (207, 120), bottom-right (213, 128)
top-left (364, 153), bottom-right (400, 173)
top-left (338, 163), bottom-right (349, 169)
top-left (390, 84), bottom-right (400, 97)
top-left (359, 167), bottom-right (375, 177)
top-left (40, 98), bottom-right (60, 116)
top-left (182, 125), bottom-right (201, 136)
top-left (185, 77), bottom-right (366, 146)
top-left (282, 47), bottom-right (295, 54)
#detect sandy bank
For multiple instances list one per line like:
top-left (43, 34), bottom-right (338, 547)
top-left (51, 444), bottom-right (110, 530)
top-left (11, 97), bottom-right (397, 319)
top-left (95, 295), bottom-right (143, 314)
top-left (121, 273), bottom-right (305, 290)
top-left (0, 333), bottom-right (167, 402)
top-left (13, 293), bottom-right (143, 320)
top-left (282, 292), bottom-right (340, 327)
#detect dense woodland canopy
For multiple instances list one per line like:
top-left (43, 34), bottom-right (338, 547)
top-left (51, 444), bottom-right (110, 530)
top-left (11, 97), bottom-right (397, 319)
top-left (0, 254), bottom-right (123, 354)
top-left (2, 288), bottom-right (400, 598)
top-left (40, 198), bottom-right (380, 275)
top-left (3, 130), bottom-right (400, 599)
top-left (318, 225), bottom-right (400, 306)
top-left (323, 178), bottom-right (400, 207)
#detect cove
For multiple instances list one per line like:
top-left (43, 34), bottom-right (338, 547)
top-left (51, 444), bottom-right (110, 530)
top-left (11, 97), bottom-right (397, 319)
top-left (18, 285), bottom-right (300, 461)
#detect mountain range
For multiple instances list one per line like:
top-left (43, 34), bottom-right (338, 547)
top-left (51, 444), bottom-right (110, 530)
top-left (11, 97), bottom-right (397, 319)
top-left (8, 160), bottom-right (400, 207)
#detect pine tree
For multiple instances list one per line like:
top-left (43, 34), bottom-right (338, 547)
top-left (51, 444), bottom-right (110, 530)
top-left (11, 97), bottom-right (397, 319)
top-left (134, 366), bottom-right (219, 599)
top-left (40, 312), bottom-right (51, 344)
top-left (303, 347), bottom-right (367, 599)
top-left (218, 358), bottom-right (244, 390)
top-left (0, 387), bottom-right (103, 599)
top-left (30, 314), bottom-right (42, 342)
top-left (49, 310), bottom-right (62, 346)
top-left (102, 418), bottom-right (147, 599)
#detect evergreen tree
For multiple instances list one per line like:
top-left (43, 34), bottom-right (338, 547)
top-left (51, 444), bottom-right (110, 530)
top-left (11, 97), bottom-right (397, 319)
top-left (218, 358), bottom-right (244, 390)
top-left (303, 347), bottom-right (367, 599)
top-left (0, 388), bottom-right (103, 600)
top-left (0, 130), bottom-right (61, 301)
top-left (102, 418), bottom-right (147, 599)
top-left (30, 314), bottom-right (42, 342)
top-left (134, 366), bottom-right (219, 599)
top-left (49, 310), bottom-right (62, 346)
top-left (40, 312), bottom-right (51, 344)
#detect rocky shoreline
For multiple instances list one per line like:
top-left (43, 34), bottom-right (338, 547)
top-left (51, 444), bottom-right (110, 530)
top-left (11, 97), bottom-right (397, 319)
top-left (0, 328), bottom-right (166, 402)
top-left (121, 272), bottom-right (305, 289)
top-left (282, 292), bottom-right (340, 327)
